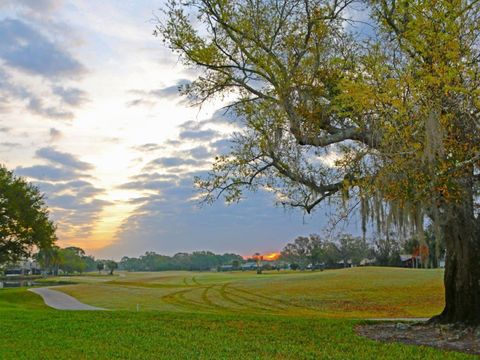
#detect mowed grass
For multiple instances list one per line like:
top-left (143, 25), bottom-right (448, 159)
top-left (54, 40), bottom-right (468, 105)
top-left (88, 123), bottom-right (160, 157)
top-left (1, 267), bottom-right (469, 359)
top-left (56, 267), bottom-right (445, 318)
top-left (0, 288), bottom-right (473, 359)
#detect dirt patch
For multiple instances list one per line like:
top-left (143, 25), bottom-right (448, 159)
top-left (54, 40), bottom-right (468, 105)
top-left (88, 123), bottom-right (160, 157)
top-left (357, 322), bottom-right (480, 355)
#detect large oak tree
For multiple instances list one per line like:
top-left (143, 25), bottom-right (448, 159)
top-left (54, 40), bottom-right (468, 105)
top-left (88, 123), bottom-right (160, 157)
top-left (159, 0), bottom-right (480, 324)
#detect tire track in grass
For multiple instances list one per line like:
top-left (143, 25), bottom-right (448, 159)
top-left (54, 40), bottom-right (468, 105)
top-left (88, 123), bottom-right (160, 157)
top-left (201, 285), bottom-right (227, 310)
top-left (219, 284), bottom-right (276, 312)
top-left (162, 288), bottom-right (190, 306)
top-left (218, 283), bottom-right (256, 310)
top-left (162, 288), bottom-right (205, 311)
top-left (161, 283), bottom-right (314, 315)
top-left (176, 288), bottom-right (212, 309)
top-left (230, 286), bottom-right (313, 311)
top-left (161, 278), bottom-right (312, 314)
top-left (191, 276), bottom-right (229, 311)
top-left (162, 286), bottom-right (220, 312)
top-left (225, 286), bottom-right (286, 311)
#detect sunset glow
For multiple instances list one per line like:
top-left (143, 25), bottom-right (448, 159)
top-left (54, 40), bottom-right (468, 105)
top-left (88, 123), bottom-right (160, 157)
top-left (245, 252), bottom-right (281, 261)
top-left (0, 0), bottom-right (332, 259)
top-left (262, 252), bottom-right (281, 261)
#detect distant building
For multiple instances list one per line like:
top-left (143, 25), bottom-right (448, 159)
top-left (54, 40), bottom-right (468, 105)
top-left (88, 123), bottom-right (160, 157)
top-left (217, 265), bottom-right (234, 272)
top-left (359, 258), bottom-right (375, 266)
top-left (4, 260), bottom-right (40, 276)
top-left (336, 260), bottom-right (353, 268)
top-left (241, 262), bottom-right (257, 271)
top-left (400, 254), bottom-right (422, 268)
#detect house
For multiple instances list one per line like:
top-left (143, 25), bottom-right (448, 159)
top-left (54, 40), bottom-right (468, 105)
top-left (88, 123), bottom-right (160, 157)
top-left (241, 262), bottom-right (258, 271)
top-left (400, 254), bottom-right (422, 268)
top-left (359, 258), bottom-right (376, 266)
top-left (4, 260), bottom-right (40, 276)
top-left (217, 265), bottom-right (234, 272)
top-left (336, 260), bottom-right (353, 268)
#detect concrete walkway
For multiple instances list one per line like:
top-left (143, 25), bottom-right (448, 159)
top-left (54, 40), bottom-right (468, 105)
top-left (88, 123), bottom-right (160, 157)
top-left (29, 287), bottom-right (105, 311)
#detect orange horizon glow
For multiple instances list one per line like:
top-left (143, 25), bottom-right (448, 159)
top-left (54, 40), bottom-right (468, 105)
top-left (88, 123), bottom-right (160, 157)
top-left (243, 252), bottom-right (281, 261)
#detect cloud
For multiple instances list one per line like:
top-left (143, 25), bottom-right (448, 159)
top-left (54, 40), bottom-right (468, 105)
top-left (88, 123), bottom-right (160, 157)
top-left (14, 143), bottom-right (104, 240)
top-left (210, 139), bottom-right (233, 155)
top-left (27, 97), bottom-right (74, 120)
top-left (53, 86), bottom-right (88, 106)
top-left (178, 120), bottom-right (201, 132)
top-left (0, 142), bottom-right (21, 148)
top-left (179, 129), bottom-right (219, 141)
top-left (132, 143), bottom-right (163, 153)
top-left (0, 0), bottom-right (63, 12)
top-left (49, 196), bottom-right (111, 238)
top-left (119, 179), bottom-right (174, 192)
top-left (36, 147), bottom-right (93, 170)
top-left (120, 173), bottom-right (180, 192)
top-left (0, 69), bottom-right (75, 120)
top-left (70, 180), bottom-right (104, 198)
top-left (33, 177), bottom-right (109, 240)
top-left (17, 149), bottom-right (94, 182)
top-left (15, 164), bottom-right (80, 181)
top-left (126, 98), bottom-right (154, 107)
top-left (188, 146), bottom-right (211, 159)
top-left (49, 127), bottom-right (63, 142)
top-left (127, 79), bottom-right (191, 107)
top-left (48, 194), bottom-right (109, 210)
top-left (0, 18), bottom-right (85, 78)
top-left (35, 179), bottom-right (103, 198)
top-left (106, 170), bottom-right (333, 258)
top-left (199, 107), bottom-right (241, 127)
top-left (145, 156), bottom-right (206, 169)
top-left (130, 172), bottom-right (179, 182)
top-left (47, 194), bottom-right (82, 209)
top-left (148, 79), bottom-right (191, 99)
top-left (175, 119), bottom-right (222, 142)
top-left (164, 139), bottom-right (182, 147)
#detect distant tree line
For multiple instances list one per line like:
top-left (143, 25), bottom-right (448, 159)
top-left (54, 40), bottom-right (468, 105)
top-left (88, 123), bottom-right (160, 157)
top-left (35, 246), bottom-right (117, 275)
top-left (372, 224), bottom-right (446, 268)
top-left (281, 229), bottom-right (446, 270)
top-left (280, 234), bottom-right (371, 270)
top-left (119, 251), bottom-right (243, 272)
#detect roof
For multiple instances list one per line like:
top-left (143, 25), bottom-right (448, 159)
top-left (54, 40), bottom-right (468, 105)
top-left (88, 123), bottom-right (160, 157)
top-left (400, 254), bottom-right (421, 261)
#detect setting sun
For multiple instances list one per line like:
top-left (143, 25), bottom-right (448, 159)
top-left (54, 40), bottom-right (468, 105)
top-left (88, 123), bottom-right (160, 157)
top-left (262, 252), bottom-right (281, 261)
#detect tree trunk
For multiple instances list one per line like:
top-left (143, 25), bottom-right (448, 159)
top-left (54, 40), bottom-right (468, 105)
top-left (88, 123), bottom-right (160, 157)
top-left (432, 198), bottom-right (480, 325)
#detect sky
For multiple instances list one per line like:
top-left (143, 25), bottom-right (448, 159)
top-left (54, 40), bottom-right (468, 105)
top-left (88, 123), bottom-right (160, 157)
top-left (0, 0), bottom-right (363, 259)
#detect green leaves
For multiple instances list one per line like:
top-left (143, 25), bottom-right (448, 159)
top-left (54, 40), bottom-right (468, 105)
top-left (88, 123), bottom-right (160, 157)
top-left (158, 0), bottom-right (480, 241)
top-left (0, 166), bottom-right (56, 264)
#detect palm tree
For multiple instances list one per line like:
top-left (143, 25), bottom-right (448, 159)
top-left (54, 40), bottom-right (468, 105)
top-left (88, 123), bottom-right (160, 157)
top-left (35, 246), bottom-right (62, 276)
top-left (253, 253), bottom-right (263, 275)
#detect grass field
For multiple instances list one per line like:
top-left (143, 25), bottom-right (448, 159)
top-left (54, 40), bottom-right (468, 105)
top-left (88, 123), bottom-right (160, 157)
top-left (0, 267), bottom-right (474, 359)
top-left (57, 267), bottom-right (445, 318)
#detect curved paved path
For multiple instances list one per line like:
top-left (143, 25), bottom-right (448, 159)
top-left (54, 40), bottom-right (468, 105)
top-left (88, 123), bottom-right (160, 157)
top-left (29, 287), bottom-right (105, 311)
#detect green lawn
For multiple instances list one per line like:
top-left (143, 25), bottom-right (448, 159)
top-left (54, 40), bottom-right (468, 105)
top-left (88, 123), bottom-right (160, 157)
top-left (57, 267), bottom-right (445, 318)
top-left (0, 267), bottom-right (473, 359)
